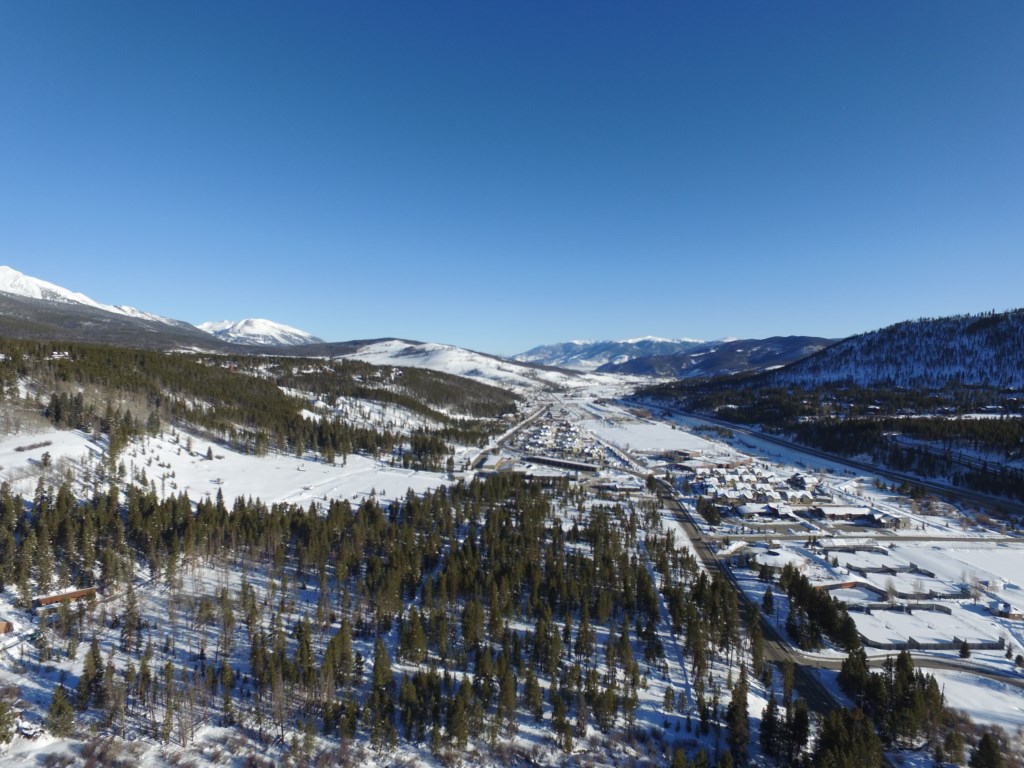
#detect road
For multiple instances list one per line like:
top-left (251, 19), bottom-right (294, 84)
top-left (653, 477), bottom-right (1024, 719)
top-left (653, 478), bottom-right (842, 716)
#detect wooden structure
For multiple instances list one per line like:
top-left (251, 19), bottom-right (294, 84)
top-left (32, 587), bottom-right (96, 611)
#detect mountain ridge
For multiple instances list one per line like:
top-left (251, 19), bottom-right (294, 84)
top-left (514, 337), bottom-right (709, 371)
top-left (198, 318), bottom-right (324, 346)
top-left (516, 335), bottom-right (834, 378)
top-left (762, 309), bottom-right (1024, 390)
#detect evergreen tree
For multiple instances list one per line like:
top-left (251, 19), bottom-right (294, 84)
top-left (121, 581), bottom-right (141, 652)
top-left (748, 616), bottom-right (764, 677)
top-left (726, 665), bottom-right (749, 765)
top-left (812, 707), bottom-right (882, 768)
top-left (367, 637), bottom-right (396, 751)
top-left (943, 730), bottom-right (966, 765)
top-left (448, 680), bottom-right (471, 748)
top-left (76, 636), bottom-right (104, 710)
top-left (398, 607), bottom-right (428, 663)
top-left (497, 665), bottom-right (517, 736)
top-left (524, 668), bottom-right (543, 722)
top-left (760, 694), bottom-right (780, 762)
top-left (970, 731), bottom-right (1004, 768)
top-left (0, 699), bottom-right (14, 744)
top-left (46, 684), bottom-right (75, 737)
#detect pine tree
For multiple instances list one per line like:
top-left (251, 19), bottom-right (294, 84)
top-left (0, 699), bottom-right (14, 744)
top-left (46, 684), bottom-right (75, 737)
top-left (748, 617), bottom-right (764, 677)
top-left (497, 666), bottom-right (518, 736)
top-left (726, 665), bottom-right (749, 765)
top-left (448, 680), bottom-right (470, 748)
top-left (760, 694), bottom-right (780, 761)
top-left (552, 687), bottom-right (573, 752)
top-left (970, 731), bottom-right (1004, 768)
top-left (943, 730), bottom-right (966, 765)
top-left (367, 637), bottom-right (396, 751)
top-left (399, 608), bottom-right (427, 663)
top-left (787, 698), bottom-right (810, 763)
top-left (121, 581), bottom-right (141, 652)
top-left (77, 636), bottom-right (103, 710)
top-left (221, 657), bottom-right (234, 725)
top-left (813, 707), bottom-right (882, 768)
top-left (399, 674), bottom-right (418, 741)
top-left (524, 668), bottom-right (543, 722)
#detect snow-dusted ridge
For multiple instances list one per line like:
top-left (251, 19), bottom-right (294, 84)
top-left (514, 337), bottom-right (709, 371)
top-left (0, 266), bottom-right (325, 347)
top-left (0, 265), bottom-right (179, 325)
top-left (198, 318), bottom-right (324, 346)
top-left (342, 339), bottom-right (618, 393)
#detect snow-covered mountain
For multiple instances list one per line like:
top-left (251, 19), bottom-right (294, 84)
top-left (343, 339), bottom-right (597, 393)
top-left (0, 265), bottom-right (175, 325)
top-left (514, 337), bottom-right (707, 371)
top-left (0, 266), bottom-right (325, 351)
top-left (198, 318), bottom-right (323, 346)
top-left (517, 334), bottom-right (832, 378)
top-left (599, 336), bottom-right (834, 378)
top-left (766, 309), bottom-right (1024, 390)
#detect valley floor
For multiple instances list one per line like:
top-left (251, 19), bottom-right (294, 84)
top-left (0, 383), bottom-right (1022, 766)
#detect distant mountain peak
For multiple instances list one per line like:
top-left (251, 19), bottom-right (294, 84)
top-left (514, 337), bottom-right (708, 371)
top-left (198, 318), bottom-right (323, 346)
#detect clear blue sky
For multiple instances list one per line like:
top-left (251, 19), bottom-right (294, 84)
top-left (1, 2), bottom-right (1021, 355)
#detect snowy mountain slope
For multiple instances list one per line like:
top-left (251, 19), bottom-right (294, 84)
top-left (0, 281), bottom-right (226, 350)
top-left (342, 339), bottom-right (601, 393)
top-left (514, 336), bottom-right (706, 371)
top-left (766, 309), bottom-right (1024, 390)
top-left (599, 336), bottom-right (833, 378)
top-left (0, 265), bottom-right (178, 325)
top-left (198, 318), bottom-right (323, 346)
top-left (0, 266), bottom-right (317, 351)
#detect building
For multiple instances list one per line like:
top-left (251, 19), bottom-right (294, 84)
top-left (32, 587), bottom-right (97, 611)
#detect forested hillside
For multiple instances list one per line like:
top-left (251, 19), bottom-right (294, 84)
top-left (0, 339), bottom-right (520, 471)
top-left (640, 309), bottom-right (1024, 505)
top-left (767, 309), bottom-right (1024, 390)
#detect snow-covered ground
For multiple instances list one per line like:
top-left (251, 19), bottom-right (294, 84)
top-left (0, 426), bottom-right (446, 509)
top-left (343, 339), bottom-right (633, 395)
top-left (125, 431), bottom-right (448, 507)
top-left (932, 669), bottom-right (1024, 732)
top-left (2, 383), bottom-right (1023, 765)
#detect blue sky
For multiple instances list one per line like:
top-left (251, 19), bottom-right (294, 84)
top-left (1, 2), bottom-right (1021, 355)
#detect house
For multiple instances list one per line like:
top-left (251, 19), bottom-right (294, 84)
top-left (812, 505), bottom-right (875, 523)
top-left (991, 601), bottom-right (1024, 620)
top-left (871, 512), bottom-right (901, 529)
